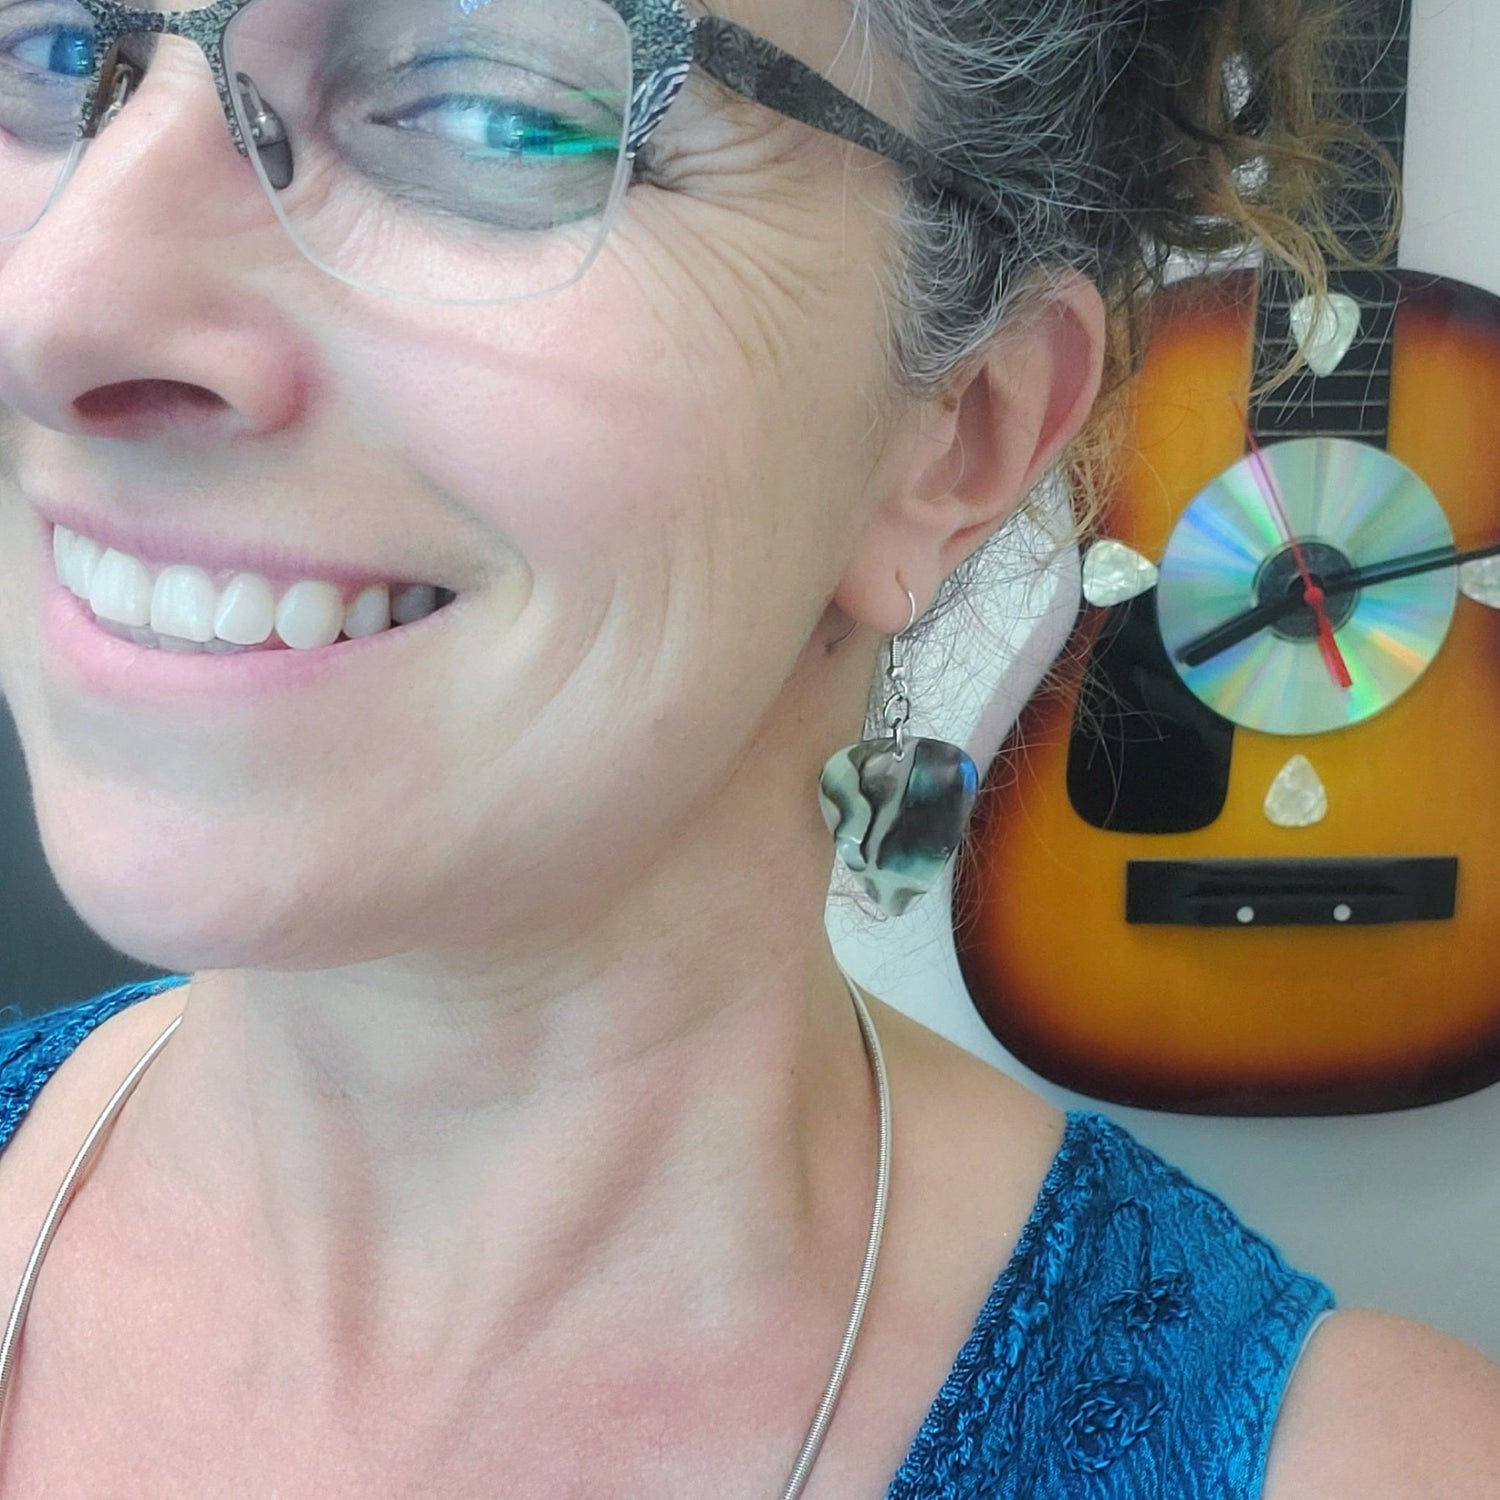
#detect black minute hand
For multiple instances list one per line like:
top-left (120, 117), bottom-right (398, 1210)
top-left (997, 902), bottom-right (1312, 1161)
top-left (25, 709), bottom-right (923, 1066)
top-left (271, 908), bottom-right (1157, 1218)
top-left (1173, 538), bottom-right (1500, 669)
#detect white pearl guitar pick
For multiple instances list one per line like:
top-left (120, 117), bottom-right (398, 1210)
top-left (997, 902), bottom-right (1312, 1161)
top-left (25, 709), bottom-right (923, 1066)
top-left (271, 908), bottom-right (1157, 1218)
top-left (1289, 292), bottom-right (1363, 377)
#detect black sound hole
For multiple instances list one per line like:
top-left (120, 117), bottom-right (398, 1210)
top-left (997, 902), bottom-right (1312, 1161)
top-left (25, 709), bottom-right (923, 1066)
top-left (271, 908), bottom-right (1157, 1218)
top-left (1067, 589), bottom-right (1235, 835)
top-left (1254, 541), bottom-right (1360, 642)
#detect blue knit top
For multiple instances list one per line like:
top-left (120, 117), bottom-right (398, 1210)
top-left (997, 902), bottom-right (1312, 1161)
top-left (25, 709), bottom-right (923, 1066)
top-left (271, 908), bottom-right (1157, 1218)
top-left (1, 976), bottom-right (1335, 1498)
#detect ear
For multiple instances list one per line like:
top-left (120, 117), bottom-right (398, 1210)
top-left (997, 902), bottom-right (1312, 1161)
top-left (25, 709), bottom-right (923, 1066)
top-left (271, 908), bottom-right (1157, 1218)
top-left (834, 271), bottom-right (1106, 634)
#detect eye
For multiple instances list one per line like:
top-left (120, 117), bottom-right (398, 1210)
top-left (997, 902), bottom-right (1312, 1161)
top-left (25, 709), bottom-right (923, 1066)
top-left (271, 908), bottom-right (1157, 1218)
top-left (375, 93), bottom-right (619, 161)
top-left (1068, 588), bottom-right (1235, 834)
top-left (326, 52), bottom-right (628, 232)
top-left (5, 24), bottom-right (94, 79)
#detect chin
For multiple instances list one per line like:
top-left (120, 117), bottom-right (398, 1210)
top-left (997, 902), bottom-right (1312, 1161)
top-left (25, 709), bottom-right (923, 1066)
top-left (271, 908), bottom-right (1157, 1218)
top-left (26, 772), bottom-right (300, 974)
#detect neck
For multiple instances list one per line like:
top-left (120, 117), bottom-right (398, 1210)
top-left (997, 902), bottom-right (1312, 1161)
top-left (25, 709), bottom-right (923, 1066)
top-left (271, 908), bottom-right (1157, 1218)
top-left (98, 908), bottom-right (881, 1421)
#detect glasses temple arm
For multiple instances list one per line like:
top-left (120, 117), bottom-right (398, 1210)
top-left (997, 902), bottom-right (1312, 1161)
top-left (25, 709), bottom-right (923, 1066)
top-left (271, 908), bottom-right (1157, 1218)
top-left (690, 16), bottom-right (1008, 229)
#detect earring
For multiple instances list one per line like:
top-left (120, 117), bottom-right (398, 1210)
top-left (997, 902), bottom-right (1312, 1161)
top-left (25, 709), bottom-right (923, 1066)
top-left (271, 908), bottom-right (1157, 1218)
top-left (819, 587), bottom-right (979, 917)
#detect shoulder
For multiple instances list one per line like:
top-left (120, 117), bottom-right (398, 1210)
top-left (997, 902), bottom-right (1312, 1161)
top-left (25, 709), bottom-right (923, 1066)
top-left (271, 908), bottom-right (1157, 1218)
top-left (0, 977), bottom-right (188, 1178)
top-left (1262, 1308), bottom-right (1500, 1500)
top-left (874, 1031), bottom-right (1340, 1497)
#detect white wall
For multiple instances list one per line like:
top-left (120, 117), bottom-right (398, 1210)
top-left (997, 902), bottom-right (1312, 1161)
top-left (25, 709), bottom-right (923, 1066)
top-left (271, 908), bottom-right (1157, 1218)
top-left (828, 0), bottom-right (1500, 1363)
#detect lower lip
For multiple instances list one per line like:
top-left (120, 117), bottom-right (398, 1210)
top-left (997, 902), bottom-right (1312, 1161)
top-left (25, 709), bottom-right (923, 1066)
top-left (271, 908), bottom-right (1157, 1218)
top-left (38, 528), bottom-right (457, 705)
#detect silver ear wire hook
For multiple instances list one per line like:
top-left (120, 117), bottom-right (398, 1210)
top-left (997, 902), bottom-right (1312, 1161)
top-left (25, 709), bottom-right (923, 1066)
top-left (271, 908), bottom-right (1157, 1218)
top-left (881, 587), bottom-right (918, 761)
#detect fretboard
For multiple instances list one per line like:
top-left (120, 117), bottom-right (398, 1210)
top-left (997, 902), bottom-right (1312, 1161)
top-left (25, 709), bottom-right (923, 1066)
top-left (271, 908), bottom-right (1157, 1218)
top-left (1250, 0), bottom-right (1410, 448)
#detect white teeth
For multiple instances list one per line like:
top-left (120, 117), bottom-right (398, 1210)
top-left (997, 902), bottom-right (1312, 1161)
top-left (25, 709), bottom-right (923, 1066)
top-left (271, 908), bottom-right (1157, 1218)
top-left (152, 565), bottom-right (220, 643)
top-left (89, 548), bottom-right (153, 628)
top-left (214, 573), bottom-right (278, 645)
top-left (275, 580), bottom-right (345, 651)
top-left (52, 524), bottom-right (454, 652)
top-left (63, 530), bottom-right (102, 598)
top-left (343, 583), bottom-right (393, 640)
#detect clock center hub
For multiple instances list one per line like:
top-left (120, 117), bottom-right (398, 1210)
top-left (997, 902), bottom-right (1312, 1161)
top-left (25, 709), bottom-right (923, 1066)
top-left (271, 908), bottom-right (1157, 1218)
top-left (1254, 541), bottom-right (1360, 640)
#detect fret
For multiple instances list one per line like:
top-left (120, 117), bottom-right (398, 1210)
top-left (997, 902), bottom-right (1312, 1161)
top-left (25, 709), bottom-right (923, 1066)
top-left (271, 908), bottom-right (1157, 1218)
top-left (1258, 340), bottom-right (1397, 365)
top-left (1252, 422), bottom-right (1394, 444)
top-left (1255, 375), bottom-right (1395, 395)
top-left (1252, 414), bottom-right (1393, 431)
top-left (1255, 397), bottom-right (1397, 413)
top-left (1257, 370), bottom-right (1397, 397)
top-left (1259, 362), bottom-right (1395, 381)
top-left (1256, 376), bottom-right (1395, 398)
top-left (1252, 294), bottom-right (1402, 317)
top-left (1263, 339), bottom-right (1399, 359)
top-left (1252, 399), bottom-right (1393, 423)
top-left (1257, 398), bottom-right (1394, 415)
top-left (1257, 401), bottom-right (1395, 420)
top-left (1255, 372), bottom-right (1397, 402)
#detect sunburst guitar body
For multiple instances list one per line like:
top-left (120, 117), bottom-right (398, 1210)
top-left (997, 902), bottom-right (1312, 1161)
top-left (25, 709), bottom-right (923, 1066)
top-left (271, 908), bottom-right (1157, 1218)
top-left (953, 264), bottom-right (1500, 1114)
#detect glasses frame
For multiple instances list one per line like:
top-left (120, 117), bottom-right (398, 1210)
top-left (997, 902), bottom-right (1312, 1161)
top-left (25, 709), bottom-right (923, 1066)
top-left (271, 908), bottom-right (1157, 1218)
top-left (27, 0), bottom-right (1009, 296)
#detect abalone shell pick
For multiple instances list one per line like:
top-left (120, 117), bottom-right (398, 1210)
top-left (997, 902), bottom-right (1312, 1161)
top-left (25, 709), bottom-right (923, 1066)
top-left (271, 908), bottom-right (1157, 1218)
top-left (818, 736), bottom-right (980, 917)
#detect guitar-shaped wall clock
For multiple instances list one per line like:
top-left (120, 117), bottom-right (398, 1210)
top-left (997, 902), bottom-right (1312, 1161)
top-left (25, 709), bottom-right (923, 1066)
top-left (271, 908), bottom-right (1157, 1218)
top-left (952, 0), bottom-right (1500, 1114)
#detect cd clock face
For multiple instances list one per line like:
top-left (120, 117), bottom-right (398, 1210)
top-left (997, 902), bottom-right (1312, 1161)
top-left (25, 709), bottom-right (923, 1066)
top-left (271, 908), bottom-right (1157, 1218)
top-left (1156, 436), bottom-right (1458, 736)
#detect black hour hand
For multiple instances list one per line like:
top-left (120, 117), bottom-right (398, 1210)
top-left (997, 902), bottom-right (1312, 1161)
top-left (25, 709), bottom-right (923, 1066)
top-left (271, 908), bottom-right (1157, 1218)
top-left (1172, 537), bottom-right (1500, 669)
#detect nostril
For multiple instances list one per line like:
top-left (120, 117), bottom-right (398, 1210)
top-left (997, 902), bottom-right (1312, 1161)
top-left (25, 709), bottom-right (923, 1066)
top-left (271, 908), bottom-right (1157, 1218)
top-left (74, 378), bottom-right (228, 427)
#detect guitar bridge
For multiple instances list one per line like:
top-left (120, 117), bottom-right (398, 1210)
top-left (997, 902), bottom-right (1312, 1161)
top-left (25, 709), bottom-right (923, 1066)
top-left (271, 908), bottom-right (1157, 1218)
top-left (1125, 857), bottom-right (1458, 927)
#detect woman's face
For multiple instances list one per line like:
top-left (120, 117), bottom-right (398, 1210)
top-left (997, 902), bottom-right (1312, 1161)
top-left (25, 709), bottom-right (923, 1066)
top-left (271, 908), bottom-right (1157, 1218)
top-left (0, 0), bottom-right (931, 976)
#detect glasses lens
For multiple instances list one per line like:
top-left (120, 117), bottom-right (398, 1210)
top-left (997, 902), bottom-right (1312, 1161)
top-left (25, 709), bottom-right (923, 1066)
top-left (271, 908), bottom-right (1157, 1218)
top-left (225, 0), bottom-right (635, 303)
top-left (0, 0), bottom-right (97, 238)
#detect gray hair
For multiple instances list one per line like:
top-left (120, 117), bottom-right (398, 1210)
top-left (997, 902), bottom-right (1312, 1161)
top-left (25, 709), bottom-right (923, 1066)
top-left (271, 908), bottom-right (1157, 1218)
top-left (859, 0), bottom-right (1163, 390)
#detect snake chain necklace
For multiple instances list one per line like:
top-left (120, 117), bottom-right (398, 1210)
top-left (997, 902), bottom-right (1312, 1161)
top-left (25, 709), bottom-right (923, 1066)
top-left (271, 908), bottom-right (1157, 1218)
top-left (0, 968), bottom-right (891, 1499)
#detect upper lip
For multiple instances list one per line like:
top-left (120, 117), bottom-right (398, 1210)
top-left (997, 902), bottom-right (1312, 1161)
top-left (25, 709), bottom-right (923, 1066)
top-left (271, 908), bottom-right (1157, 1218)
top-left (35, 502), bottom-right (455, 592)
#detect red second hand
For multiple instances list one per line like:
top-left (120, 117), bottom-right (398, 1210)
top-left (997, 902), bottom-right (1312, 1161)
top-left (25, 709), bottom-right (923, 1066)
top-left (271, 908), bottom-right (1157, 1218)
top-left (1239, 411), bottom-right (1353, 691)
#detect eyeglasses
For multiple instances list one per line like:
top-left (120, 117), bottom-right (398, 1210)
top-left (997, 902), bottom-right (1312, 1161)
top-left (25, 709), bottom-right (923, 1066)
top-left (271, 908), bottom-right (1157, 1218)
top-left (0, 0), bottom-right (1005, 305)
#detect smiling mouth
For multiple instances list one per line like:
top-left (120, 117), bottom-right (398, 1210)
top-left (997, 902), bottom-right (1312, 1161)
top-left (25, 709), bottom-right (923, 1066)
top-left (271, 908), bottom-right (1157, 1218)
top-left (83, 587), bottom-right (461, 655)
top-left (53, 519), bottom-right (461, 654)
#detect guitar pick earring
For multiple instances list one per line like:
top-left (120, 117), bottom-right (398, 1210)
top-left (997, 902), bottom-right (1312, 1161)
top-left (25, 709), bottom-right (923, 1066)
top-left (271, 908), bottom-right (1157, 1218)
top-left (819, 587), bottom-right (980, 917)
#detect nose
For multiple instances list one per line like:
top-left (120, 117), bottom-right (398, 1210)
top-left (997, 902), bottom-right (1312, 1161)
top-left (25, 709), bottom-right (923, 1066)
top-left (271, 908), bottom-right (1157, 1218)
top-left (0, 37), bottom-right (315, 447)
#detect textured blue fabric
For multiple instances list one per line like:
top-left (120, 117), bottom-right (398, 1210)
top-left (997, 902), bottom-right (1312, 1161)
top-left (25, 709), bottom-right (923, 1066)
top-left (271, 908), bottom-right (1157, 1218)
top-left (1, 978), bottom-right (1335, 1498)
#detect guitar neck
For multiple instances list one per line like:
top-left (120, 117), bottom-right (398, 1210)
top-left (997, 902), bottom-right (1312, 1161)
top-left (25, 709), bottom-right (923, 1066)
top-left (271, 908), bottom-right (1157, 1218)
top-left (1251, 0), bottom-right (1410, 447)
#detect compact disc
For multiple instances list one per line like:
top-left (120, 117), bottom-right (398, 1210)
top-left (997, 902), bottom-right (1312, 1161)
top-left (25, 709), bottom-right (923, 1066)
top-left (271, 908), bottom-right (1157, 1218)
top-left (1155, 436), bottom-right (1456, 736)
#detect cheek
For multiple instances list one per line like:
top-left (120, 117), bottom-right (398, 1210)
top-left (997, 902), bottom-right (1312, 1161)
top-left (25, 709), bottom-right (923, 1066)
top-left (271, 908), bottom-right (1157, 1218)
top-left (302, 210), bottom-right (892, 596)
top-left (312, 282), bottom-right (768, 580)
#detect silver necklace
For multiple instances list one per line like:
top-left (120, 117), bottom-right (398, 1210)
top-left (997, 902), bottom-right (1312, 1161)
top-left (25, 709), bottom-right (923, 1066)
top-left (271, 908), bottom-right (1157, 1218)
top-left (0, 969), bottom-right (891, 1500)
